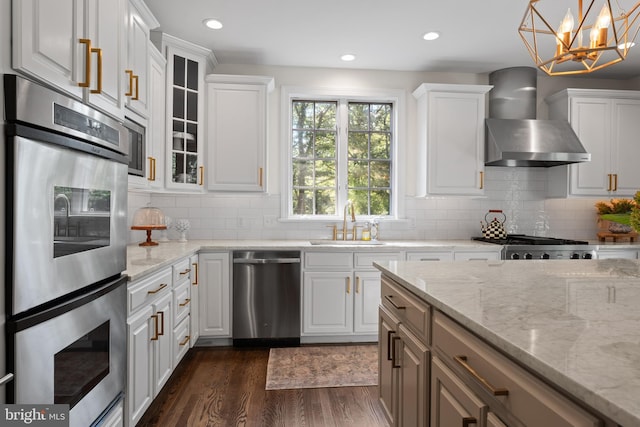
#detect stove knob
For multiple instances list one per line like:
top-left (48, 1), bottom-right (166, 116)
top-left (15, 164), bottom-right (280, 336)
top-left (510, 253), bottom-right (520, 260)
top-left (524, 253), bottom-right (533, 260)
top-left (541, 253), bottom-right (550, 260)
top-left (571, 253), bottom-right (580, 259)
top-left (583, 253), bottom-right (593, 259)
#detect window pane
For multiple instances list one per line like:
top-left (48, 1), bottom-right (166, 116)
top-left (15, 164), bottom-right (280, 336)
top-left (371, 132), bottom-right (391, 159)
top-left (186, 91), bottom-right (198, 121)
top-left (173, 153), bottom-right (184, 181)
top-left (370, 104), bottom-right (391, 131)
top-left (349, 103), bottom-right (369, 130)
top-left (370, 161), bottom-right (391, 187)
top-left (292, 101), bottom-right (315, 129)
top-left (173, 56), bottom-right (185, 86)
top-left (315, 189), bottom-right (336, 215)
top-left (186, 154), bottom-right (198, 183)
top-left (315, 160), bottom-right (336, 187)
top-left (186, 59), bottom-right (198, 90)
top-left (348, 160), bottom-right (369, 187)
top-left (315, 103), bottom-right (336, 129)
top-left (349, 189), bottom-right (369, 216)
top-left (292, 160), bottom-right (313, 186)
top-left (173, 88), bottom-right (184, 119)
top-left (292, 189), bottom-right (313, 215)
top-left (348, 132), bottom-right (368, 159)
top-left (292, 131), bottom-right (313, 157)
top-left (371, 190), bottom-right (391, 215)
top-left (315, 132), bottom-right (336, 158)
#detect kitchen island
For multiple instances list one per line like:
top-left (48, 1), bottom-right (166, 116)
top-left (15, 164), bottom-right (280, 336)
top-left (375, 258), bottom-right (640, 427)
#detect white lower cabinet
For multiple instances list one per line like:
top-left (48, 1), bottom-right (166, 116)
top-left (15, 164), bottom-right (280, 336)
top-left (189, 254), bottom-right (200, 346)
top-left (198, 252), bottom-right (231, 337)
top-left (101, 398), bottom-right (125, 427)
top-left (453, 250), bottom-right (501, 261)
top-left (126, 254), bottom-right (197, 427)
top-left (596, 249), bottom-right (638, 259)
top-left (302, 251), bottom-right (400, 340)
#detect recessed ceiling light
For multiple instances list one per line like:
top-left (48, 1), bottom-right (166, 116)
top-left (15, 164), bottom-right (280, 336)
top-left (423, 31), bottom-right (440, 41)
top-left (203, 18), bottom-right (223, 30)
top-left (341, 54), bottom-right (356, 62)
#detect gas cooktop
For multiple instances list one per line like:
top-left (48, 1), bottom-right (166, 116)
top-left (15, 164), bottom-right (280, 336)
top-left (472, 234), bottom-right (589, 246)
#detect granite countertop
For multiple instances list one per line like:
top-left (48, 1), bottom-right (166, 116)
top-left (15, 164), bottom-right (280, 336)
top-left (125, 239), bottom-right (501, 281)
top-left (374, 258), bottom-right (640, 427)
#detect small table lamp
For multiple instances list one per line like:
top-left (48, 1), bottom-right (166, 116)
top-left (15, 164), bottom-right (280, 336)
top-left (131, 206), bottom-right (167, 246)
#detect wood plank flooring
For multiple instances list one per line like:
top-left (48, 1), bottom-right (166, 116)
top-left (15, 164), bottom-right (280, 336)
top-left (137, 346), bottom-right (390, 427)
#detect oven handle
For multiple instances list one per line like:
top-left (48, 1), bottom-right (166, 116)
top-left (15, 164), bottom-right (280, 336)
top-left (7, 275), bottom-right (127, 334)
top-left (0, 373), bottom-right (14, 386)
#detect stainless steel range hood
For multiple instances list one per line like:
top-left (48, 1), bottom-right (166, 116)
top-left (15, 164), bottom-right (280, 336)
top-left (485, 67), bottom-right (590, 167)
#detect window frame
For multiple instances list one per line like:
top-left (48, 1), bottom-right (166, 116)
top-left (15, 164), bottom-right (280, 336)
top-left (281, 85), bottom-right (405, 222)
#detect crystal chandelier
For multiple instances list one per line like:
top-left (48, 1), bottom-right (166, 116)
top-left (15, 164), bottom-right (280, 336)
top-left (519, 0), bottom-right (640, 75)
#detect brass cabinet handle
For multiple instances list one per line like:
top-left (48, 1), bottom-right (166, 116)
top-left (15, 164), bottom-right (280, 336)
top-left (179, 298), bottom-right (191, 307)
top-left (158, 311), bottom-right (165, 336)
top-left (355, 276), bottom-right (360, 294)
top-left (346, 277), bottom-right (351, 294)
top-left (613, 173), bottom-right (618, 192)
top-left (259, 167), bottom-right (263, 187)
top-left (199, 166), bottom-right (204, 185)
top-left (479, 171), bottom-right (484, 189)
top-left (125, 70), bottom-right (134, 96)
top-left (462, 417), bottom-right (477, 427)
top-left (391, 336), bottom-right (401, 368)
top-left (132, 74), bottom-right (139, 100)
top-left (78, 39), bottom-right (92, 88)
top-left (384, 295), bottom-right (406, 310)
top-left (453, 355), bottom-right (509, 396)
top-left (147, 283), bottom-right (168, 295)
top-left (90, 47), bottom-right (102, 94)
top-left (386, 330), bottom-right (396, 361)
top-left (179, 268), bottom-right (191, 276)
top-left (607, 173), bottom-right (613, 191)
top-left (192, 262), bottom-right (199, 285)
top-left (150, 314), bottom-right (159, 341)
top-left (147, 157), bottom-right (156, 181)
top-left (179, 335), bottom-right (190, 346)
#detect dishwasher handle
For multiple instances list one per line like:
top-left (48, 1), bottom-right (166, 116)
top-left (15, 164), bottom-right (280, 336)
top-left (233, 258), bottom-right (301, 264)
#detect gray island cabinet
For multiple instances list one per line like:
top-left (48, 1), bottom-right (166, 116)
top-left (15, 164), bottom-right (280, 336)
top-left (375, 259), bottom-right (640, 427)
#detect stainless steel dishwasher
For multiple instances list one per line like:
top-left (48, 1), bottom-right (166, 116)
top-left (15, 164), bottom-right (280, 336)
top-left (232, 250), bottom-right (301, 346)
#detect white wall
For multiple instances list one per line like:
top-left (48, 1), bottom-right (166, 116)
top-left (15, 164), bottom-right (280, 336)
top-left (128, 64), bottom-right (639, 244)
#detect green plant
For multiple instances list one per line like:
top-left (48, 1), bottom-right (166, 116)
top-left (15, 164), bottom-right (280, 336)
top-left (631, 191), bottom-right (640, 232)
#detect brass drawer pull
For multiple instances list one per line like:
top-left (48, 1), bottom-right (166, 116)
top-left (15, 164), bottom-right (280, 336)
top-left (179, 298), bottom-right (191, 307)
top-left (179, 335), bottom-right (190, 346)
top-left (157, 311), bottom-right (165, 336)
top-left (179, 268), bottom-right (191, 275)
top-left (192, 262), bottom-right (199, 285)
top-left (454, 355), bottom-right (509, 396)
top-left (384, 295), bottom-right (406, 310)
top-left (78, 39), bottom-right (91, 88)
top-left (147, 283), bottom-right (168, 295)
top-left (90, 47), bottom-right (103, 94)
top-left (125, 69), bottom-right (134, 96)
top-left (150, 314), bottom-right (159, 341)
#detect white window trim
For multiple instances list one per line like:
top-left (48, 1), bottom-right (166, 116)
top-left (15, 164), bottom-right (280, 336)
top-left (280, 85), bottom-right (406, 222)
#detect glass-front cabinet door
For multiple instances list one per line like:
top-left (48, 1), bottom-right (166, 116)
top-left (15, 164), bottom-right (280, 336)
top-left (161, 35), bottom-right (213, 190)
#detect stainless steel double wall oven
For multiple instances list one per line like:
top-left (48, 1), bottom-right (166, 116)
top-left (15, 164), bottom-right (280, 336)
top-left (4, 75), bottom-right (129, 427)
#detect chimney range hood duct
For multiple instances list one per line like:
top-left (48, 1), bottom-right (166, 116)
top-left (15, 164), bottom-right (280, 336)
top-left (485, 67), bottom-right (590, 167)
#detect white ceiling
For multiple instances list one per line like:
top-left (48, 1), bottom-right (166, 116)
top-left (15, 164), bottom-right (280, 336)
top-left (145, 0), bottom-right (640, 80)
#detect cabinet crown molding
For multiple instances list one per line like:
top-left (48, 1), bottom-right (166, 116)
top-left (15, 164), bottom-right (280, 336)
top-left (205, 74), bottom-right (275, 92)
top-left (412, 83), bottom-right (493, 99)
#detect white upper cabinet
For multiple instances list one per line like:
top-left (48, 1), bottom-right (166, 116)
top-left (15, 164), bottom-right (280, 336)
top-left (13, 0), bottom-right (127, 119)
top-left (412, 84), bottom-right (492, 196)
top-left (125, 0), bottom-right (159, 118)
top-left (547, 89), bottom-right (640, 197)
top-left (205, 75), bottom-right (274, 192)
top-left (146, 45), bottom-right (166, 189)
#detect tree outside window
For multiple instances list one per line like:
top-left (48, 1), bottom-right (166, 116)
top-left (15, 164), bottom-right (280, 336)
top-left (291, 99), bottom-right (392, 217)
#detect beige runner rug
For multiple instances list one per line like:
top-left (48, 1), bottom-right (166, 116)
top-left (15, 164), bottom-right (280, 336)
top-left (265, 344), bottom-right (378, 390)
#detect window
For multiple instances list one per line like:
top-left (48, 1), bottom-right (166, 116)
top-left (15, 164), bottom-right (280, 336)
top-left (286, 89), bottom-right (399, 220)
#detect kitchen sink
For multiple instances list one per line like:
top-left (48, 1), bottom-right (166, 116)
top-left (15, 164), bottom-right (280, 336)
top-left (309, 240), bottom-right (386, 246)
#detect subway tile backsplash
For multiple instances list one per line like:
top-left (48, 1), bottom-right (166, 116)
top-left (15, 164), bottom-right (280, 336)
top-left (128, 167), bottom-right (602, 244)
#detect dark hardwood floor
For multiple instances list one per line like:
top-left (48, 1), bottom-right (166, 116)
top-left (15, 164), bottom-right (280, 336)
top-left (138, 346), bottom-right (390, 427)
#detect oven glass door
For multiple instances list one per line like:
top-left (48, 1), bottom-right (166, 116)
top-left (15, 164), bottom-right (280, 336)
top-left (11, 136), bottom-right (127, 315)
top-left (11, 277), bottom-right (126, 427)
